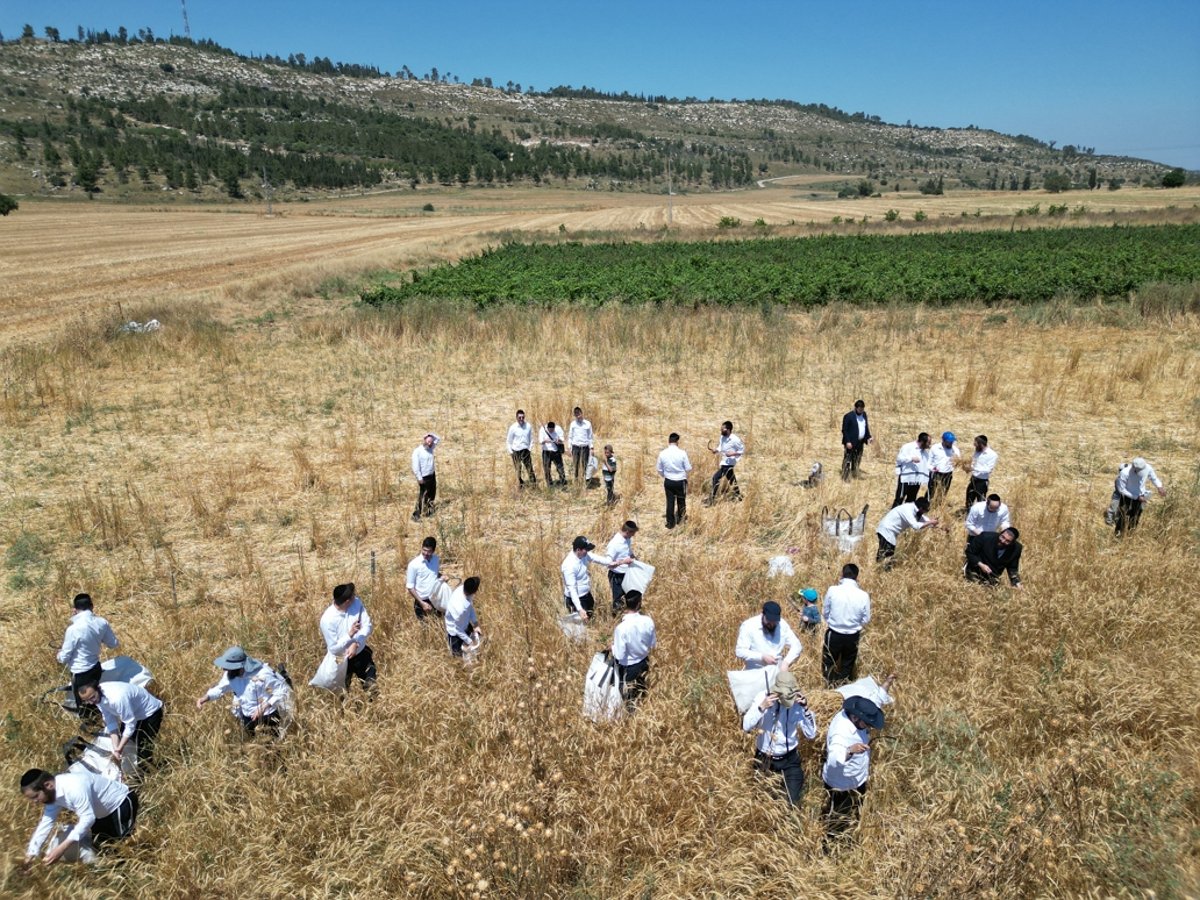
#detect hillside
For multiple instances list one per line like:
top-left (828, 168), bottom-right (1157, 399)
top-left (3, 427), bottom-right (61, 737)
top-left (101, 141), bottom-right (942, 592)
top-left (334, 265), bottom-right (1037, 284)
top-left (0, 36), bottom-right (1173, 202)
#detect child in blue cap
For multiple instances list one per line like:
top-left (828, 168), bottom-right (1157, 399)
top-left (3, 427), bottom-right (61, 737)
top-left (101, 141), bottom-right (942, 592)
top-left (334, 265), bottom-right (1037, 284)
top-left (798, 587), bottom-right (821, 632)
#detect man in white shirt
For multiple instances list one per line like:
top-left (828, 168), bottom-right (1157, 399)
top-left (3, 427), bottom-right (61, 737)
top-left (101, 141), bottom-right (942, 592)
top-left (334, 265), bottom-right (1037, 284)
top-left (57, 593), bottom-right (119, 719)
top-left (319, 583), bottom-right (376, 692)
top-left (77, 680), bottom-right (164, 766)
top-left (892, 432), bottom-right (932, 508)
top-left (567, 407), bottom-right (594, 481)
top-left (708, 420), bottom-right (745, 503)
top-left (735, 601), bottom-right (801, 670)
top-left (561, 536), bottom-right (626, 622)
top-left (926, 431), bottom-right (960, 502)
top-left (506, 409), bottom-right (537, 487)
top-left (743, 670), bottom-right (816, 807)
top-left (656, 432), bottom-right (692, 529)
top-left (21, 768), bottom-right (137, 866)
top-left (1115, 456), bottom-right (1167, 536)
top-left (195, 646), bottom-right (293, 739)
top-left (610, 590), bottom-right (656, 706)
top-left (411, 432), bottom-right (442, 520)
top-left (965, 493), bottom-right (1012, 536)
top-left (822, 564), bottom-right (871, 686)
top-left (822, 696), bottom-right (885, 843)
top-left (875, 497), bottom-right (939, 566)
top-left (965, 435), bottom-right (998, 511)
top-left (538, 420), bottom-right (567, 487)
top-left (840, 400), bottom-right (872, 481)
top-left (407, 536), bottom-right (446, 620)
top-left (604, 520), bottom-right (639, 616)
top-left (445, 576), bottom-right (482, 658)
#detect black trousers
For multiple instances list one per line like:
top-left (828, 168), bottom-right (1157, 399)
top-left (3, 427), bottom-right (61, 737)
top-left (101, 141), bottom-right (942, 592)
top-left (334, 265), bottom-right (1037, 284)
top-left (756, 747), bottom-right (805, 807)
top-left (345, 645), bottom-right (377, 689)
top-left (571, 444), bottom-right (589, 479)
top-left (72, 663), bottom-right (103, 721)
top-left (564, 592), bottom-right (595, 617)
top-left (604, 476), bottom-right (615, 503)
top-left (875, 534), bottom-right (896, 564)
top-left (822, 628), bottom-right (861, 686)
top-left (822, 782), bottom-right (866, 840)
top-left (92, 793), bottom-right (139, 847)
top-left (542, 449), bottom-right (566, 485)
top-left (711, 466), bottom-right (739, 498)
top-left (965, 476), bottom-right (989, 511)
top-left (133, 706), bottom-right (164, 766)
top-left (413, 596), bottom-right (435, 620)
top-left (841, 444), bottom-right (865, 481)
top-left (236, 709), bottom-right (286, 739)
top-left (447, 623), bottom-right (476, 657)
top-left (617, 657), bottom-right (649, 704)
top-left (664, 478), bottom-right (687, 528)
top-left (1115, 494), bottom-right (1144, 536)
top-left (511, 449), bottom-right (536, 484)
top-left (608, 571), bottom-right (626, 615)
top-left (414, 473), bottom-right (437, 518)
top-left (892, 479), bottom-right (921, 508)
top-left (926, 471), bottom-right (953, 502)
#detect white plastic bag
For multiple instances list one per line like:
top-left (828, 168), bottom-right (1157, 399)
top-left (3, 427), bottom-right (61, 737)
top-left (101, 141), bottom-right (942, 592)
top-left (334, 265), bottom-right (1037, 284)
top-left (558, 612), bottom-right (587, 641)
top-left (767, 555), bottom-right (795, 578)
top-left (101, 656), bottom-right (153, 690)
top-left (726, 665), bottom-right (778, 716)
top-left (67, 733), bottom-right (138, 784)
top-left (835, 675), bottom-right (894, 707)
top-left (582, 652), bottom-right (623, 722)
top-left (308, 652), bottom-right (348, 692)
top-left (621, 561), bottom-right (655, 595)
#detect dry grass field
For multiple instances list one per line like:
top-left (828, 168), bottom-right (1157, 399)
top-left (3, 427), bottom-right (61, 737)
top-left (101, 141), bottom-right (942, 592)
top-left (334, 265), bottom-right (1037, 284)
top-left (0, 191), bottom-right (1198, 898)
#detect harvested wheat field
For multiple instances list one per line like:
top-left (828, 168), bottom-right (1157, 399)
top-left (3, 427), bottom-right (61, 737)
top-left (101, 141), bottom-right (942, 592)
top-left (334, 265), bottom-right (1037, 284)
top-left (1, 208), bottom-right (1199, 898)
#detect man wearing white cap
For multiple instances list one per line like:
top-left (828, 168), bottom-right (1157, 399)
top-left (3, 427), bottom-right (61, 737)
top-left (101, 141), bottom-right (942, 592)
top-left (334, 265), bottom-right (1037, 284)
top-left (195, 646), bottom-right (293, 738)
top-left (1114, 457), bottom-right (1166, 536)
top-left (926, 432), bottom-right (960, 502)
top-left (743, 670), bottom-right (816, 807)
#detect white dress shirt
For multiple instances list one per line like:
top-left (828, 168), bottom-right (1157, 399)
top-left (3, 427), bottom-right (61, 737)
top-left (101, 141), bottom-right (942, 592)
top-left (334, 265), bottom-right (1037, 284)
top-left (96, 681), bottom-right (163, 740)
top-left (930, 442), bottom-right (961, 474)
top-left (319, 597), bottom-right (373, 656)
top-left (743, 693), bottom-right (817, 756)
top-left (718, 433), bottom-right (745, 468)
top-left (539, 425), bottom-right (564, 452)
top-left (1116, 462), bottom-right (1163, 499)
top-left (611, 611), bottom-right (656, 665)
top-left (855, 414), bottom-right (867, 441)
top-left (567, 418), bottom-right (594, 449)
top-left (605, 531), bottom-right (635, 575)
top-left (823, 578), bottom-right (871, 635)
top-left (506, 421), bottom-right (533, 452)
top-left (735, 615), bottom-right (801, 668)
top-left (895, 441), bottom-right (932, 485)
top-left (406, 553), bottom-right (441, 599)
top-left (971, 446), bottom-right (998, 479)
top-left (411, 434), bottom-right (441, 479)
top-left (822, 710), bottom-right (872, 789)
top-left (57, 610), bottom-right (119, 674)
top-left (656, 444), bottom-right (692, 480)
top-left (875, 502), bottom-right (931, 544)
top-left (205, 665), bottom-right (290, 718)
top-left (965, 500), bottom-right (1012, 535)
top-left (27, 771), bottom-right (130, 857)
top-left (561, 550), bottom-right (613, 613)
top-left (444, 586), bottom-right (479, 641)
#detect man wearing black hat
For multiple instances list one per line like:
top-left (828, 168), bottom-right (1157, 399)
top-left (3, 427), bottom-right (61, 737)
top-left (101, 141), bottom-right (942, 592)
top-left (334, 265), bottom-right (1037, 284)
top-left (964, 527), bottom-right (1024, 588)
top-left (735, 601), bottom-right (801, 670)
top-left (822, 695), bottom-right (885, 842)
top-left (561, 536), bottom-right (626, 623)
top-left (743, 670), bottom-right (817, 807)
top-left (319, 583), bottom-right (377, 692)
top-left (610, 590), bottom-right (656, 706)
top-left (840, 400), bottom-right (872, 482)
top-left (892, 432), bottom-right (933, 508)
top-left (655, 433), bottom-right (692, 529)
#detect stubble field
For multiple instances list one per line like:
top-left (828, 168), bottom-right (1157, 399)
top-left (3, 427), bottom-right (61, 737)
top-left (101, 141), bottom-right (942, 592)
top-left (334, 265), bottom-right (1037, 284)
top-left (0, 189), bottom-right (1198, 898)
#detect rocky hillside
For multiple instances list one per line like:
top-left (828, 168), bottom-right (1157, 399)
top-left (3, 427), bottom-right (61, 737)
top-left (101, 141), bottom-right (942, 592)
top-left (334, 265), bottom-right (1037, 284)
top-left (0, 37), bottom-right (1172, 201)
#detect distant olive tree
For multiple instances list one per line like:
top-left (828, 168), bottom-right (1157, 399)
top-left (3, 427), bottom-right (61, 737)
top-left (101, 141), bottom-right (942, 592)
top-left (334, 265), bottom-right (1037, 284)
top-left (0, 193), bottom-right (18, 215)
top-left (1161, 168), bottom-right (1185, 188)
top-left (1042, 171), bottom-right (1071, 193)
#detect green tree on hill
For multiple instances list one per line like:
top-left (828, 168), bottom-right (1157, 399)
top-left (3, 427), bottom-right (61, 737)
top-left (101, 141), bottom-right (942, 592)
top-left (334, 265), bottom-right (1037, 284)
top-left (0, 193), bottom-right (18, 216)
top-left (1161, 168), bottom-right (1186, 188)
top-left (1042, 171), bottom-right (1071, 193)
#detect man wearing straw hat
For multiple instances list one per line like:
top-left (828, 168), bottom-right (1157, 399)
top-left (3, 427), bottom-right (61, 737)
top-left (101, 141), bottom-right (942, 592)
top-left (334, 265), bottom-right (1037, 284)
top-left (319, 583), bottom-right (377, 693)
top-left (822, 695), bottom-right (885, 842)
top-left (195, 646), bottom-right (293, 738)
top-left (742, 670), bottom-right (817, 807)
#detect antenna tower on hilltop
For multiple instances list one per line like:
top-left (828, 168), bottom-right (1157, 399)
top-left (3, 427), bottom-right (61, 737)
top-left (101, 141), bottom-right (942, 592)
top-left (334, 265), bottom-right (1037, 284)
top-left (180, 0), bottom-right (192, 39)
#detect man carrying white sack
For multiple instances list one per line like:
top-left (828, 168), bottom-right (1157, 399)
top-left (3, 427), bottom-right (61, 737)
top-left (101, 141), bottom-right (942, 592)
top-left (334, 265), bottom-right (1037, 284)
top-left (315, 583), bottom-right (376, 694)
top-left (743, 670), bottom-right (816, 808)
top-left (195, 646), bottom-right (293, 739)
top-left (561, 535), bottom-right (629, 623)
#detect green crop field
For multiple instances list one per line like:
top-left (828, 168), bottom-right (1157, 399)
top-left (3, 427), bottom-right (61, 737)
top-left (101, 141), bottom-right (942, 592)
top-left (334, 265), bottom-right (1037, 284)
top-left (362, 223), bottom-right (1200, 307)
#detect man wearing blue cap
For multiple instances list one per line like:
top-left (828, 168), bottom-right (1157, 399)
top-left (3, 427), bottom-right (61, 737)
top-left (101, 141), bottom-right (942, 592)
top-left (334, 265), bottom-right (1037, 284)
top-left (822, 695), bottom-right (885, 843)
top-left (927, 432), bottom-right (960, 503)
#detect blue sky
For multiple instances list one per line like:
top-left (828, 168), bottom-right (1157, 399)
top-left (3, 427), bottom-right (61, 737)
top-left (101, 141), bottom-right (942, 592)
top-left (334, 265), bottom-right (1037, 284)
top-left (4, 1), bottom-right (1198, 169)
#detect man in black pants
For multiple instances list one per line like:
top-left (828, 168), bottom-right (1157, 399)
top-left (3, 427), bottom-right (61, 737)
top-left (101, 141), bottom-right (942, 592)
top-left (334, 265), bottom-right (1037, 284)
top-left (742, 671), bottom-right (817, 807)
top-left (840, 400), bottom-right (872, 481)
top-left (655, 433), bottom-right (692, 529)
top-left (965, 527), bottom-right (1024, 589)
top-left (821, 564), bottom-right (871, 686)
top-left (57, 593), bottom-right (119, 725)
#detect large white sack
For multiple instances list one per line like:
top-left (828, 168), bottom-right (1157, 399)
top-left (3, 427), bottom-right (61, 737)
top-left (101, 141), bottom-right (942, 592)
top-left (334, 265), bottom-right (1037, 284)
top-left (558, 612), bottom-right (588, 641)
top-left (582, 652), bottom-right (623, 723)
top-left (726, 665), bottom-right (778, 716)
top-left (100, 656), bottom-right (153, 689)
top-left (68, 733), bottom-right (138, 784)
top-left (430, 581), bottom-right (453, 613)
top-left (308, 652), bottom-right (348, 692)
top-left (621, 561), bottom-right (655, 595)
top-left (835, 675), bottom-right (894, 707)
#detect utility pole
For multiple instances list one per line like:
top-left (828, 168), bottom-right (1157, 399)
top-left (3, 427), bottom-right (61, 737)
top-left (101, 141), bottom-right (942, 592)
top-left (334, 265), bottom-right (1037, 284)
top-left (180, 0), bottom-right (192, 39)
top-left (666, 154), bottom-right (673, 227)
top-left (262, 165), bottom-right (274, 217)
